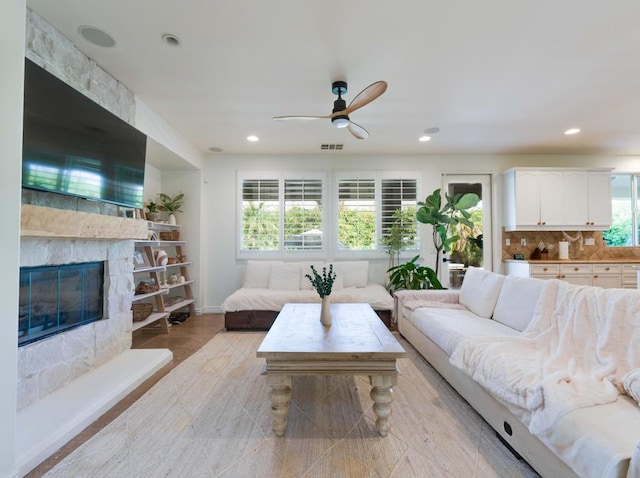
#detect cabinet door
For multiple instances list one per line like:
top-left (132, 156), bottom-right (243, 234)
top-left (560, 264), bottom-right (592, 286)
top-left (587, 171), bottom-right (612, 227)
top-left (592, 275), bottom-right (621, 289)
top-left (538, 171), bottom-right (564, 226)
top-left (514, 171), bottom-right (541, 227)
top-left (562, 171), bottom-right (589, 226)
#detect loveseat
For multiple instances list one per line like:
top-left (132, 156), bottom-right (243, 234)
top-left (395, 267), bottom-right (640, 478)
top-left (222, 260), bottom-right (394, 330)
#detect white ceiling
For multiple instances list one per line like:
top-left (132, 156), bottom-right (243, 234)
top-left (27, 0), bottom-right (640, 157)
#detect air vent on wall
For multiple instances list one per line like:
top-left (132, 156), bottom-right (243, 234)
top-left (321, 144), bottom-right (344, 150)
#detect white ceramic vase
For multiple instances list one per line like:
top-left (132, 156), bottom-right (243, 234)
top-left (168, 213), bottom-right (177, 225)
top-left (320, 296), bottom-right (332, 326)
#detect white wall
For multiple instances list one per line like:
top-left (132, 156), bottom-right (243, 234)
top-left (1, 1), bottom-right (25, 476)
top-left (202, 153), bottom-right (640, 312)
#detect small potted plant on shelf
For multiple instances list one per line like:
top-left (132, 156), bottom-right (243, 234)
top-left (145, 201), bottom-right (160, 222)
top-left (158, 192), bottom-right (184, 225)
top-left (305, 264), bottom-right (337, 326)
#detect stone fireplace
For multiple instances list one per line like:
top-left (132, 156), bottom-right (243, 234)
top-left (17, 236), bottom-right (133, 411)
top-left (16, 205), bottom-right (173, 476)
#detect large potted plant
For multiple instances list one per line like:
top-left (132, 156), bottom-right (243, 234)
top-left (416, 188), bottom-right (480, 276)
top-left (381, 208), bottom-right (417, 272)
top-left (387, 255), bottom-right (442, 291)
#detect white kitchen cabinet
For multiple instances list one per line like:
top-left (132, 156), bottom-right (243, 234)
top-left (506, 170), bottom-right (564, 229)
top-left (621, 264), bottom-right (639, 289)
top-left (503, 168), bottom-right (612, 231)
top-left (563, 170), bottom-right (612, 228)
top-left (504, 261), bottom-right (635, 289)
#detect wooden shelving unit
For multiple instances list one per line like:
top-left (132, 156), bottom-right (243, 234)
top-left (132, 222), bottom-right (196, 333)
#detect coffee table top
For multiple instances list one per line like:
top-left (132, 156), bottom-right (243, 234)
top-left (257, 303), bottom-right (406, 360)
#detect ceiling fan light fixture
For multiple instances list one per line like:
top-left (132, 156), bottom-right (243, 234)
top-left (332, 116), bottom-right (350, 128)
top-left (419, 135), bottom-right (432, 142)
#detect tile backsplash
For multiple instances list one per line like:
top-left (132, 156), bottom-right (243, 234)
top-left (502, 230), bottom-right (640, 261)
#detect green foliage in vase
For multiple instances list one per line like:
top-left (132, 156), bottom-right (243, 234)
top-left (305, 264), bottom-right (337, 298)
top-left (158, 191), bottom-right (184, 214)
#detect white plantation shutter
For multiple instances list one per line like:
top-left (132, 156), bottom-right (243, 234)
top-left (338, 178), bottom-right (376, 250)
top-left (284, 179), bottom-right (323, 251)
top-left (381, 178), bottom-right (419, 250)
top-left (240, 179), bottom-right (280, 251)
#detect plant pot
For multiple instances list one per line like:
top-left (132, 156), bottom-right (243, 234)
top-left (168, 213), bottom-right (177, 225)
top-left (146, 212), bottom-right (160, 222)
top-left (320, 296), bottom-right (332, 326)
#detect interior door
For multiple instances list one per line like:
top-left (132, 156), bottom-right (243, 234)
top-left (442, 174), bottom-right (493, 286)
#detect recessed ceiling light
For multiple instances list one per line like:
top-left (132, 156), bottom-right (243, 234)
top-left (161, 33), bottom-right (181, 47)
top-left (564, 128), bottom-right (581, 135)
top-left (424, 127), bottom-right (440, 135)
top-left (78, 26), bottom-right (116, 48)
top-left (208, 147), bottom-right (223, 153)
top-left (419, 135), bottom-right (432, 142)
top-left (247, 135), bottom-right (259, 142)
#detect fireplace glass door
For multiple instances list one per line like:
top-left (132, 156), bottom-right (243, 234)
top-left (19, 261), bottom-right (104, 346)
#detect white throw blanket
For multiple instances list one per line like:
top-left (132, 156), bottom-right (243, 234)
top-left (450, 280), bottom-right (640, 435)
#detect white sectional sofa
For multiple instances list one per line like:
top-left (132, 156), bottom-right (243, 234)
top-left (395, 267), bottom-right (640, 478)
top-left (222, 260), bottom-right (394, 330)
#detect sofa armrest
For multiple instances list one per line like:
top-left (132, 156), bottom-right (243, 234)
top-left (394, 289), bottom-right (461, 304)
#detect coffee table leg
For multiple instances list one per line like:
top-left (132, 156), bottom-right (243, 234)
top-left (266, 375), bottom-right (292, 436)
top-left (369, 375), bottom-right (397, 437)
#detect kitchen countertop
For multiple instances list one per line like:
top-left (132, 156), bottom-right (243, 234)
top-left (504, 259), bottom-right (640, 264)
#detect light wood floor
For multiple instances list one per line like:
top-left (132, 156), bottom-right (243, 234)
top-left (29, 314), bottom-right (539, 477)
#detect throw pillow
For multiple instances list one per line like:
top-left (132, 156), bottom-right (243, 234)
top-left (459, 267), bottom-right (505, 319)
top-left (493, 275), bottom-right (546, 331)
top-left (268, 262), bottom-right (301, 290)
top-left (340, 261), bottom-right (369, 288)
top-left (243, 261), bottom-right (276, 289)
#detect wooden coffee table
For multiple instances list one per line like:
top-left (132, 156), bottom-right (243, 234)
top-left (257, 302), bottom-right (406, 437)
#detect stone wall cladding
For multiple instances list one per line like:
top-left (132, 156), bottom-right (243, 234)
top-left (17, 239), bottom-right (134, 411)
top-left (25, 9), bottom-right (135, 124)
top-left (16, 10), bottom-right (139, 412)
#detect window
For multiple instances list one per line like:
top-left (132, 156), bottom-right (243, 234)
top-left (338, 178), bottom-right (376, 250)
top-left (336, 173), bottom-right (419, 254)
top-left (239, 174), bottom-right (325, 255)
top-left (284, 179), bottom-right (323, 251)
top-left (604, 173), bottom-right (639, 247)
top-left (381, 179), bottom-right (418, 251)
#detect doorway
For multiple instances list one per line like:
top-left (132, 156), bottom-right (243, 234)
top-left (442, 174), bottom-right (493, 286)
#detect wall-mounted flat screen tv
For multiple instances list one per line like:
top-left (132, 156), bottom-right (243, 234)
top-left (22, 58), bottom-right (147, 209)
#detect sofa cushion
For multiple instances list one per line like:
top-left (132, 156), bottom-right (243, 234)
top-left (459, 267), bottom-right (505, 319)
top-left (243, 260), bottom-right (277, 289)
top-left (408, 306), bottom-right (519, 356)
top-left (493, 275), bottom-right (546, 332)
top-left (338, 261), bottom-right (369, 288)
top-left (268, 262), bottom-right (301, 290)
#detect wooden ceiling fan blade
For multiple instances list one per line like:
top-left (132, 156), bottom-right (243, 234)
top-left (347, 121), bottom-right (369, 140)
top-left (345, 81), bottom-right (387, 114)
top-left (273, 115), bottom-right (330, 121)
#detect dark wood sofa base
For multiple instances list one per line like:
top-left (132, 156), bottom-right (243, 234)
top-left (225, 309), bottom-right (394, 331)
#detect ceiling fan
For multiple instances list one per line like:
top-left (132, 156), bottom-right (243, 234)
top-left (273, 80), bottom-right (387, 140)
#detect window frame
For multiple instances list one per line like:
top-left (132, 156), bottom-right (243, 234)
top-left (605, 172), bottom-right (640, 247)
